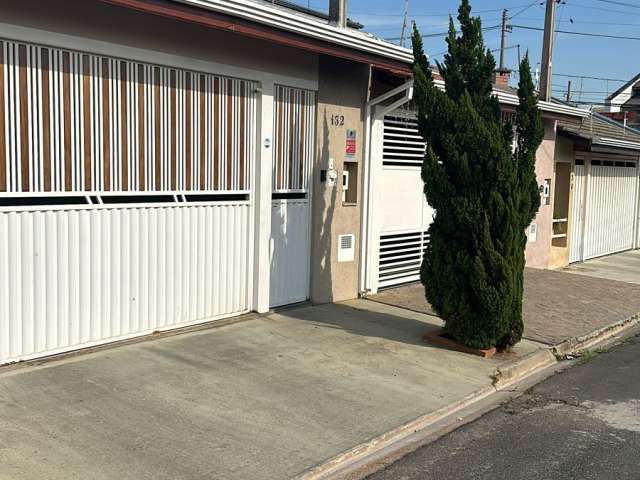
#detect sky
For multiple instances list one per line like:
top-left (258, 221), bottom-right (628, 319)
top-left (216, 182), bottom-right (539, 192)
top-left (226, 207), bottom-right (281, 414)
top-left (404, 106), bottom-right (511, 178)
top-left (290, 0), bottom-right (640, 105)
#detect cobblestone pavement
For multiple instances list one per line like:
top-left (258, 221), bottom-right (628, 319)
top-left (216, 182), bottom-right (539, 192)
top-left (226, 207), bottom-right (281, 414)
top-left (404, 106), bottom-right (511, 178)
top-left (369, 264), bottom-right (640, 345)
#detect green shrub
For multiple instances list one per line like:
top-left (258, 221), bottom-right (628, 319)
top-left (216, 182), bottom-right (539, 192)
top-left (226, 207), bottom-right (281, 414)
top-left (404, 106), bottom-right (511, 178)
top-left (412, 0), bottom-right (543, 349)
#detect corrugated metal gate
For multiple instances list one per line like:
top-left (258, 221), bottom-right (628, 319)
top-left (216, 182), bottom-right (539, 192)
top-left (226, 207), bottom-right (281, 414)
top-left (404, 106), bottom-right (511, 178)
top-left (570, 153), bottom-right (639, 263)
top-left (269, 85), bottom-right (316, 307)
top-left (569, 162), bottom-right (586, 263)
top-left (375, 111), bottom-right (432, 289)
top-left (0, 38), bottom-right (258, 365)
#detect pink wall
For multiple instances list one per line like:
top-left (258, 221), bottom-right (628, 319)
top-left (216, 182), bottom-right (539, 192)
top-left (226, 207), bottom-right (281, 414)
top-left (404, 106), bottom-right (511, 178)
top-left (525, 119), bottom-right (557, 269)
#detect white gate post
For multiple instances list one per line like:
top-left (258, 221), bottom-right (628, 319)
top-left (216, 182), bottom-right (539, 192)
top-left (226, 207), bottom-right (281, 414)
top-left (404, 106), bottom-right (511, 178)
top-left (367, 113), bottom-right (385, 294)
top-left (580, 153), bottom-right (592, 260)
top-left (253, 80), bottom-right (274, 313)
top-left (635, 157), bottom-right (640, 249)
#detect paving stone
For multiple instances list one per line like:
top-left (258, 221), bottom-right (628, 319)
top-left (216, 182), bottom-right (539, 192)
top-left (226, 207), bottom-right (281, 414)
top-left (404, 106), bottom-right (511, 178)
top-left (369, 255), bottom-right (640, 346)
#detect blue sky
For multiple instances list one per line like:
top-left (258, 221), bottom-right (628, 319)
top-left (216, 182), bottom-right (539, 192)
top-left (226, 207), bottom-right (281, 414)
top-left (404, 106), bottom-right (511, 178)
top-left (293, 0), bottom-right (640, 105)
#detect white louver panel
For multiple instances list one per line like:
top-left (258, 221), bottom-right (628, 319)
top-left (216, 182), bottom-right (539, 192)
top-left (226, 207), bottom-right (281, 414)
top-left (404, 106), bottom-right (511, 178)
top-left (382, 114), bottom-right (426, 168)
top-left (378, 230), bottom-right (429, 289)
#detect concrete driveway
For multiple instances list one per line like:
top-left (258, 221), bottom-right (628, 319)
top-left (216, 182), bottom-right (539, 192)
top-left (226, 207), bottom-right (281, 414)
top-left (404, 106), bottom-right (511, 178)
top-left (370, 251), bottom-right (640, 346)
top-left (564, 250), bottom-right (640, 285)
top-left (0, 300), bottom-right (538, 480)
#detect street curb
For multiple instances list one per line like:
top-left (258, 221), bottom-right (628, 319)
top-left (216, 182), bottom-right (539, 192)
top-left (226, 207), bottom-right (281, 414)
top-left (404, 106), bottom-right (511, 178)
top-left (296, 313), bottom-right (640, 480)
top-left (552, 312), bottom-right (640, 358)
top-left (491, 349), bottom-right (557, 390)
top-left (295, 385), bottom-right (497, 480)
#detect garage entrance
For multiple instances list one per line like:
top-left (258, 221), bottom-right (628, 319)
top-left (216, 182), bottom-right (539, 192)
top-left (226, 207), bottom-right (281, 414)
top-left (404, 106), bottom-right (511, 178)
top-left (0, 38), bottom-right (258, 365)
top-left (570, 153), bottom-right (640, 262)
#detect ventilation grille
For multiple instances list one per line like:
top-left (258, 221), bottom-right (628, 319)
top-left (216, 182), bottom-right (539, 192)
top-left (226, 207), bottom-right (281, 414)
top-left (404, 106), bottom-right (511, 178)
top-left (378, 230), bottom-right (429, 289)
top-left (338, 233), bottom-right (355, 263)
top-left (382, 114), bottom-right (426, 167)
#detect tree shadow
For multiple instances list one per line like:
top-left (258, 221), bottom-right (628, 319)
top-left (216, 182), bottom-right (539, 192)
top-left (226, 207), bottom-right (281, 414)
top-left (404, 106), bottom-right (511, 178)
top-left (278, 301), bottom-right (445, 349)
top-left (310, 114), bottom-right (337, 303)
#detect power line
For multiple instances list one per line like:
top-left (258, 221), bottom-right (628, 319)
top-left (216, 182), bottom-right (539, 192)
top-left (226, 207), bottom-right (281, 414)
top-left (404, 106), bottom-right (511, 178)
top-left (512, 71), bottom-right (628, 82)
top-left (516, 15), bottom-right (640, 25)
top-left (552, 89), bottom-right (615, 94)
top-left (561, 2), bottom-right (640, 16)
top-left (553, 73), bottom-right (627, 82)
top-left (509, 0), bottom-right (542, 19)
top-left (385, 24), bottom-right (501, 41)
top-left (348, 4), bottom-right (536, 17)
top-left (372, 16), bottom-right (503, 34)
top-left (510, 23), bottom-right (640, 40)
top-left (591, 0), bottom-right (640, 9)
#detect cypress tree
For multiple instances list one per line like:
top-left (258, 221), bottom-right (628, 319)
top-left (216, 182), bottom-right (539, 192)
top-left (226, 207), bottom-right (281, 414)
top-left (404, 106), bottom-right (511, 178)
top-left (412, 0), bottom-right (543, 350)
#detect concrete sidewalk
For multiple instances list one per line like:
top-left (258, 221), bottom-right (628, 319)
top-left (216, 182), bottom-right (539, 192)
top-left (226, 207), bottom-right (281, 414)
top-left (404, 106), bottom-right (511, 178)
top-left (0, 300), bottom-right (540, 480)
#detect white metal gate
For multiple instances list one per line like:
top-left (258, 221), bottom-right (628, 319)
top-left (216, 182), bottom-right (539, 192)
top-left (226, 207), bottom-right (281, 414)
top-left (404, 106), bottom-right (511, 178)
top-left (569, 154), bottom-right (639, 263)
top-left (269, 86), bottom-right (315, 307)
top-left (569, 163), bottom-right (586, 263)
top-left (0, 202), bottom-right (253, 365)
top-left (374, 111), bottom-right (432, 290)
top-left (584, 159), bottom-right (638, 259)
top-left (0, 37), bottom-right (258, 365)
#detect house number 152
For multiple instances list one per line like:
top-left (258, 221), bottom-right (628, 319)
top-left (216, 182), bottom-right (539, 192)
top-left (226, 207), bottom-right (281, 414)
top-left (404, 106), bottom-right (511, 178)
top-left (331, 114), bottom-right (345, 126)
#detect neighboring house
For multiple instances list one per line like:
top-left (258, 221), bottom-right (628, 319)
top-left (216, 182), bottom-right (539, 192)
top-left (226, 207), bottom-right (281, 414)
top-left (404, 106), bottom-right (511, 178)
top-left (600, 73), bottom-right (640, 130)
top-left (553, 112), bottom-right (640, 267)
top-left (0, 0), bottom-right (636, 365)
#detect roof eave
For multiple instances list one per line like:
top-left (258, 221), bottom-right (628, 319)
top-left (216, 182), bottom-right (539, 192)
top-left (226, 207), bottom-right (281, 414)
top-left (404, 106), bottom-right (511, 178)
top-left (99, 0), bottom-right (412, 74)
top-left (173, 0), bottom-right (413, 63)
top-left (433, 79), bottom-right (589, 118)
top-left (593, 137), bottom-right (640, 151)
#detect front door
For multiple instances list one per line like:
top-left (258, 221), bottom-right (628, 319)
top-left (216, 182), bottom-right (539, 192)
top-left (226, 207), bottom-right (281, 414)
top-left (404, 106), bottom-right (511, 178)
top-left (269, 85), bottom-right (316, 307)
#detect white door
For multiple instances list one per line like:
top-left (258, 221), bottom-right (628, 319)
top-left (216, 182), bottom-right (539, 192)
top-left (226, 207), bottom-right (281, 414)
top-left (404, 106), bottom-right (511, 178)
top-left (375, 111), bottom-right (432, 290)
top-left (270, 198), bottom-right (310, 307)
top-left (269, 86), bottom-right (316, 307)
top-left (569, 162), bottom-right (586, 263)
top-left (582, 156), bottom-right (639, 260)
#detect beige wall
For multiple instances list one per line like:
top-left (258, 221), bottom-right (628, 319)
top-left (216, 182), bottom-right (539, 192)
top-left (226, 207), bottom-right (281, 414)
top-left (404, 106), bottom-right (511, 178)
top-left (548, 135), bottom-right (575, 269)
top-left (310, 56), bottom-right (369, 304)
top-left (525, 118), bottom-right (557, 269)
top-left (0, 0), bottom-right (318, 84)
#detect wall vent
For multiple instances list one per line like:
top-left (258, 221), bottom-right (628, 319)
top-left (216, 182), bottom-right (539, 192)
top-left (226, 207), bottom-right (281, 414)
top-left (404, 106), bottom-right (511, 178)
top-left (378, 230), bottom-right (429, 288)
top-left (383, 114), bottom-right (426, 167)
top-left (338, 234), bottom-right (355, 262)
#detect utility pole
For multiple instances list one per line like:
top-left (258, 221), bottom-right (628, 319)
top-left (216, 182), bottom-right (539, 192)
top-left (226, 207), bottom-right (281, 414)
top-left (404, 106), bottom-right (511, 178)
top-left (400, 0), bottom-right (409, 47)
top-left (539, 0), bottom-right (557, 101)
top-left (566, 80), bottom-right (572, 102)
top-left (499, 9), bottom-right (508, 70)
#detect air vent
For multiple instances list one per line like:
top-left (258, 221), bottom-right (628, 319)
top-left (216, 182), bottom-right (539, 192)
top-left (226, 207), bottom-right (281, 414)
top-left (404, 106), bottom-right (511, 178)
top-left (378, 230), bottom-right (429, 288)
top-left (383, 114), bottom-right (426, 168)
top-left (338, 234), bottom-right (355, 263)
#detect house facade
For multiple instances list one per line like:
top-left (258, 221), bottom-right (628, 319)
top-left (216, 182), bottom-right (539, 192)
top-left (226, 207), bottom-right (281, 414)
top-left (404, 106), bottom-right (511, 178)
top-left (553, 113), bottom-right (640, 267)
top-left (1, 0), bottom-right (637, 366)
top-left (600, 73), bottom-right (640, 130)
top-left (0, 0), bottom-right (413, 365)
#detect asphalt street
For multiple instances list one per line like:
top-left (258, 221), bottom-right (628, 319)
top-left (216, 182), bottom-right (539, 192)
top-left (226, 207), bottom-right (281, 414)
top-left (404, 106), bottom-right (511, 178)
top-left (367, 334), bottom-right (640, 480)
